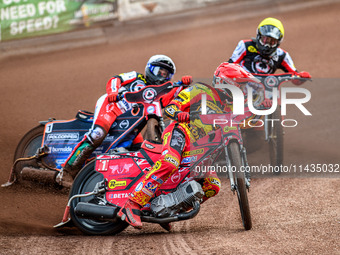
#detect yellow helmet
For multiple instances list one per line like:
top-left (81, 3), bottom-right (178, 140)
top-left (256, 17), bottom-right (284, 57)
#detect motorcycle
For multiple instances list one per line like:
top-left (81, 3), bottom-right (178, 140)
top-left (242, 73), bottom-right (311, 168)
top-left (54, 109), bottom-right (252, 235)
top-left (2, 82), bottom-right (183, 188)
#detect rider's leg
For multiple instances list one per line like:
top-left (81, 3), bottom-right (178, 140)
top-left (199, 177), bottom-right (221, 203)
top-left (61, 95), bottom-right (122, 186)
top-left (62, 125), bottom-right (107, 179)
top-left (130, 133), bottom-right (144, 150)
top-left (118, 124), bottom-right (188, 229)
top-left (118, 158), bottom-right (180, 229)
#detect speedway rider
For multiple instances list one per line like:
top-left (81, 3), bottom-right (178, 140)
top-left (59, 55), bottom-right (193, 187)
top-left (118, 82), bottom-right (224, 230)
top-left (228, 17), bottom-right (311, 89)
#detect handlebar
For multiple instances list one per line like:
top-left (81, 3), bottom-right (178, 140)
top-left (120, 81), bottom-right (185, 104)
top-left (252, 72), bottom-right (311, 89)
top-left (252, 72), bottom-right (312, 80)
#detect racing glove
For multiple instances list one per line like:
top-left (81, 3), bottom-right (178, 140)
top-left (261, 99), bottom-right (273, 108)
top-left (108, 92), bottom-right (119, 102)
top-left (298, 71), bottom-right (311, 79)
top-left (176, 112), bottom-right (190, 122)
top-left (292, 71), bottom-right (311, 86)
top-left (181, 76), bottom-right (193, 85)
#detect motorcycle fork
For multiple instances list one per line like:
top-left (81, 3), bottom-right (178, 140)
top-left (264, 115), bottom-right (269, 141)
top-left (265, 114), bottom-right (284, 141)
top-left (224, 142), bottom-right (250, 192)
top-left (224, 145), bottom-right (236, 192)
top-left (159, 117), bottom-right (166, 132)
top-left (240, 145), bottom-right (250, 189)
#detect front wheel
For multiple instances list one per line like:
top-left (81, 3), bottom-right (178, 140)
top-left (69, 160), bottom-right (128, 235)
top-left (268, 107), bottom-right (284, 170)
top-left (228, 142), bottom-right (252, 230)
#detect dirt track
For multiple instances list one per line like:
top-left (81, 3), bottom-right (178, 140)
top-left (0, 1), bottom-right (339, 254)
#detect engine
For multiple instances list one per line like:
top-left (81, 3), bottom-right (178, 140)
top-left (150, 180), bottom-right (204, 218)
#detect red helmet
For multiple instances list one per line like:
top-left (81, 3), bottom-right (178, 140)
top-left (212, 62), bottom-right (258, 87)
top-left (212, 62), bottom-right (262, 103)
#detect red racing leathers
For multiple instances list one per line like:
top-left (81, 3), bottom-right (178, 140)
top-left (129, 83), bottom-right (223, 207)
top-left (63, 71), bottom-right (183, 180)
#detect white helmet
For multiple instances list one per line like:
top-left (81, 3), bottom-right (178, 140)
top-left (145, 55), bottom-right (176, 85)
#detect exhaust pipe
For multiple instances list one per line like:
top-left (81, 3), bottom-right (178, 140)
top-left (75, 202), bottom-right (119, 221)
top-left (142, 201), bottom-right (200, 224)
top-left (21, 167), bottom-right (58, 184)
top-left (74, 201), bottom-right (200, 224)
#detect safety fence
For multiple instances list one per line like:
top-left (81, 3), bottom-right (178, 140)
top-left (0, 0), bottom-right (225, 42)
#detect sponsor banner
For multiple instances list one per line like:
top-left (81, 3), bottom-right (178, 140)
top-left (0, 0), bottom-right (118, 41)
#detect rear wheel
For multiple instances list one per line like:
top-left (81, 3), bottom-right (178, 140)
top-left (144, 118), bottom-right (162, 142)
top-left (268, 107), bottom-right (284, 171)
top-left (229, 142), bottom-right (252, 230)
top-left (13, 125), bottom-right (45, 183)
top-left (69, 160), bottom-right (128, 235)
top-left (14, 125), bottom-right (44, 161)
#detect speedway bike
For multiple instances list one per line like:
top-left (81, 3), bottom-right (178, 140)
top-left (2, 82), bottom-right (183, 188)
top-left (244, 73), bottom-right (311, 168)
top-left (55, 110), bottom-right (252, 235)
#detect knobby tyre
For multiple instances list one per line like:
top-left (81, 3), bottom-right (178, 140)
top-left (229, 142), bottom-right (252, 230)
top-left (69, 160), bottom-right (128, 235)
top-left (13, 125), bottom-right (45, 183)
top-left (145, 117), bottom-right (162, 142)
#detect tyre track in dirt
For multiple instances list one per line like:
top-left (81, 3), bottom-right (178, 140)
top-left (164, 233), bottom-right (196, 255)
top-left (169, 222), bottom-right (199, 255)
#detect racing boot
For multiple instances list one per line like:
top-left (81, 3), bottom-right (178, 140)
top-left (58, 164), bottom-right (79, 188)
top-left (58, 140), bottom-right (96, 188)
top-left (59, 126), bottom-right (107, 187)
top-left (118, 199), bottom-right (143, 229)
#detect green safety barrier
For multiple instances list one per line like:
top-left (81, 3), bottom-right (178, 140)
top-left (0, 0), bottom-right (117, 41)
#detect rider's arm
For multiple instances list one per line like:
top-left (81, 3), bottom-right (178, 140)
top-left (160, 86), bottom-right (183, 108)
top-left (278, 50), bottom-right (311, 85)
top-left (164, 87), bottom-right (191, 122)
top-left (164, 102), bottom-right (183, 121)
top-left (160, 75), bottom-right (192, 108)
top-left (279, 50), bottom-right (297, 73)
top-left (106, 71), bottom-right (143, 102)
top-left (106, 76), bottom-right (122, 102)
top-left (228, 40), bottom-right (248, 63)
